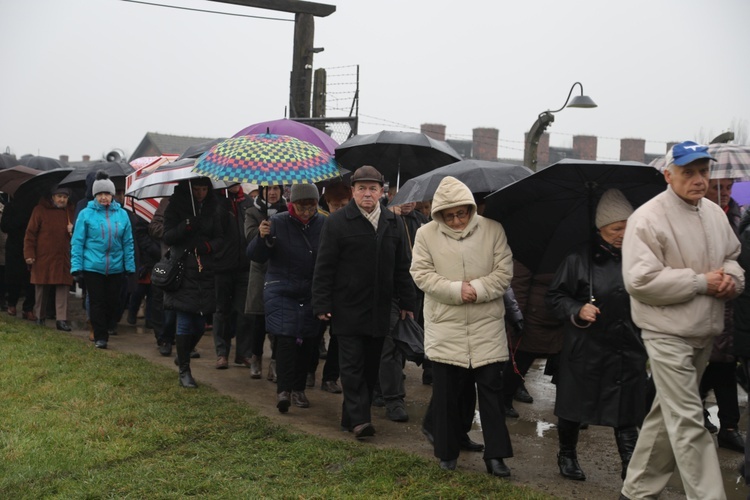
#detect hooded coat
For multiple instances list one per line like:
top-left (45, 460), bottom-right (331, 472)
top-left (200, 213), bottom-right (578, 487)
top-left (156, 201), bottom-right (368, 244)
top-left (410, 176), bottom-right (513, 369)
top-left (24, 197), bottom-right (74, 285)
top-left (162, 181), bottom-right (223, 315)
top-left (546, 236), bottom-right (647, 427)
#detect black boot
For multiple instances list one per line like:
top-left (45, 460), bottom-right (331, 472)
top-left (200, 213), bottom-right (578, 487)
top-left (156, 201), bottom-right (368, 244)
top-left (176, 335), bottom-right (197, 388)
top-left (558, 419), bottom-right (585, 481)
top-left (615, 427), bottom-right (639, 480)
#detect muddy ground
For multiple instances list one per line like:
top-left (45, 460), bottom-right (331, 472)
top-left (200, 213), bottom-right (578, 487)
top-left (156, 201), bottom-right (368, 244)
top-left (55, 302), bottom-right (748, 499)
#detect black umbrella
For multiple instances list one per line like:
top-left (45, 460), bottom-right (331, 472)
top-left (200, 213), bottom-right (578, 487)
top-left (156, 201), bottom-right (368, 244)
top-left (13, 168), bottom-right (74, 215)
top-left (18, 155), bottom-right (67, 171)
top-left (483, 159), bottom-right (667, 277)
top-left (389, 159), bottom-right (532, 206)
top-left (177, 138), bottom-right (226, 160)
top-left (335, 131), bottom-right (462, 187)
top-left (58, 160), bottom-right (134, 187)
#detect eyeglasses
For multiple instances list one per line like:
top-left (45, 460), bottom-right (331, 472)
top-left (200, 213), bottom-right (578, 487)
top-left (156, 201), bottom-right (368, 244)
top-left (294, 201), bottom-right (318, 212)
top-left (443, 210), bottom-right (469, 222)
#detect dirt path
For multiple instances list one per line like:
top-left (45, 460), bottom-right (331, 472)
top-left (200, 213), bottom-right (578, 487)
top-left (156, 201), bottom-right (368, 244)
top-left (61, 305), bottom-right (747, 499)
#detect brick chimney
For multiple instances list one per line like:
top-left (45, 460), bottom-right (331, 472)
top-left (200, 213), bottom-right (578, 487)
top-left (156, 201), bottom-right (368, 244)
top-left (82, 155), bottom-right (90, 162)
top-left (472, 127), bottom-right (498, 161)
top-left (620, 138), bottom-right (646, 162)
top-left (421, 123), bottom-right (446, 141)
top-left (573, 135), bottom-right (597, 160)
top-left (666, 141), bottom-right (678, 153)
top-left (535, 133), bottom-right (550, 168)
top-left (59, 155), bottom-right (69, 163)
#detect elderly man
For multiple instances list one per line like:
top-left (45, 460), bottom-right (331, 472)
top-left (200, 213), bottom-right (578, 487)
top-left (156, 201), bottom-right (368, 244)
top-left (312, 165), bottom-right (416, 439)
top-left (620, 141), bottom-right (744, 500)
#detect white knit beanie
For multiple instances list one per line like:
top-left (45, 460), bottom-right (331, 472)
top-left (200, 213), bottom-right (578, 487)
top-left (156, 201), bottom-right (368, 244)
top-left (92, 171), bottom-right (116, 196)
top-left (595, 189), bottom-right (634, 229)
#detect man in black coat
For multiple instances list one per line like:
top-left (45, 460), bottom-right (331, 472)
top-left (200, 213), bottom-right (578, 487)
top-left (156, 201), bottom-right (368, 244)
top-left (733, 208), bottom-right (750, 484)
top-left (312, 165), bottom-right (416, 439)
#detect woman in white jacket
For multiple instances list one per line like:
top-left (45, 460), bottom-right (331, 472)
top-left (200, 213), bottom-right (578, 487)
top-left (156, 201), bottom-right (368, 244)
top-left (410, 176), bottom-right (514, 477)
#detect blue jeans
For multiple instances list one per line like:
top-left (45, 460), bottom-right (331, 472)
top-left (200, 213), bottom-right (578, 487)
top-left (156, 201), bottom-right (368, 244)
top-left (176, 311), bottom-right (205, 337)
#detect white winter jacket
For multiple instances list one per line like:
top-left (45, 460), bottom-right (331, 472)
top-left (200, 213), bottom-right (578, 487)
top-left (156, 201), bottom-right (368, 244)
top-left (410, 176), bottom-right (513, 368)
top-left (622, 186), bottom-right (744, 344)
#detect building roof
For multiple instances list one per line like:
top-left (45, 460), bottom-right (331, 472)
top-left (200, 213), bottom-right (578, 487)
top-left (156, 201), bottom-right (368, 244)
top-left (129, 132), bottom-right (221, 162)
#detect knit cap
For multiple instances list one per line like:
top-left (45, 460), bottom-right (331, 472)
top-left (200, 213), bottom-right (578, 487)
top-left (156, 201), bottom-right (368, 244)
top-left (595, 189), bottom-right (633, 229)
top-left (290, 183), bottom-right (319, 202)
top-left (92, 171), bottom-right (116, 196)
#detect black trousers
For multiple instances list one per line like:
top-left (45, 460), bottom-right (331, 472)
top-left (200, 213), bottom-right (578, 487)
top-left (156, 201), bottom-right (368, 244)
top-left (432, 361), bottom-right (513, 461)
top-left (423, 368), bottom-right (476, 436)
top-left (700, 361), bottom-right (741, 428)
top-left (338, 335), bottom-right (385, 429)
top-left (322, 334), bottom-right (340, 382)
top-left (275, 335), bottom-right (315, 394)
top-left (84, 271), bottom-right (123, 342)
top-left (502, 350), bottom-right (540, 404)
top-left (212, 271), bottom-right (251, 359)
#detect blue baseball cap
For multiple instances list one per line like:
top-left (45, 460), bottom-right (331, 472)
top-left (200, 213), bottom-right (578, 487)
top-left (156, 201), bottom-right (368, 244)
top-left (668, 141), bottom-right (716, 167)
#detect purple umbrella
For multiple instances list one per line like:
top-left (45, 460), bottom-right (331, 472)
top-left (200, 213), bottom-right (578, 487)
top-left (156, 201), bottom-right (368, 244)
top-left (232, 118), bottom-right (339, 155)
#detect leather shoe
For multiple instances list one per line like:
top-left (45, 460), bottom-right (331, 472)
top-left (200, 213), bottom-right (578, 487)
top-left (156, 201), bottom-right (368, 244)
top-left (353, 422), bottom-right (375, 439)
top-left (459, 434), bottom-right (484, 452)
top-left (277, 391), bottom-right (291, 413)
top-left (704, 409), bottom-right (718, 433)
top-left (158, 342), bottom-right (172, 357)
top-left (421, 427), bottom-right (435, 445)
top-left (485, 458), bottom-right (511, 478)
top-left (306, 372), bottom-right (315, 387)
top-left (504, 404), bottom-right (519, 418)
top-left (94, 340), bottom-right (108, 349)
top-left (386, 405), bottom-right (409, 422)
top-left (439, 459), bottom-right (457, 471)
top-left (513, 385), bottom-right (534, 404)
top-left (321, 380), bottom-right (342, 393)
top-left (558, 453), bottom-right (586, 480)
top-left (56, 320), bottom-right (72, 332)
top-left (234, 356), bottom-right (252, 368)
top-left (718, 428), bottom-right (745, 453)
top-left (292, 390), bottom-right (310, 408)
top-left (372, 393), bottom-right (385, 407)
top-left (23, 311), bottom-right (37, 321)
top-left (7, 306), bottom-right (16, 316)
top-left (215, 356), bottom-right (229, 369)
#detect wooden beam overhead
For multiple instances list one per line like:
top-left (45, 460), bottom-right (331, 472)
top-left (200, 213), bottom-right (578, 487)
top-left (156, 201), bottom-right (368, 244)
top-left (206, 0), bottom-right (336, 17)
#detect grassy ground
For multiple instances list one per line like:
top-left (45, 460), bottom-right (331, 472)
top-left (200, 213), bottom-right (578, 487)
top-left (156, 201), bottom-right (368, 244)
top-left (0, 316), bottom-right (551, 499)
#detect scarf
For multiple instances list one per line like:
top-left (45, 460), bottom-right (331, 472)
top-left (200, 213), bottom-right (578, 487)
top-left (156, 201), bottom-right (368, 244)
top-left (358, 202), bottom-right (381, 231)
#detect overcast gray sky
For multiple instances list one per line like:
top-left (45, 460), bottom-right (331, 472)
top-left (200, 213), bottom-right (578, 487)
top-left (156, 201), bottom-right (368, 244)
top-left (1, 0), bottom-right (748, 163)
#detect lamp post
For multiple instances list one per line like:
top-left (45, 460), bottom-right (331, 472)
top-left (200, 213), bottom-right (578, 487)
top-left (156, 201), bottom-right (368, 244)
top-left (523, 82), bottom-right (597, 171)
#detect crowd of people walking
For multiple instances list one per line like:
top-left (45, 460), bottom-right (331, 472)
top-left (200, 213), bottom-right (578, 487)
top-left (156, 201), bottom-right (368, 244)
top-left (2, 141), bottom-right (749, 499)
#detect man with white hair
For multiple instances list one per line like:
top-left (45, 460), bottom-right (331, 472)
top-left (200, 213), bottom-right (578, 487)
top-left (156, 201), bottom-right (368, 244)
top-left (620, 141), bottom-right (744, 500)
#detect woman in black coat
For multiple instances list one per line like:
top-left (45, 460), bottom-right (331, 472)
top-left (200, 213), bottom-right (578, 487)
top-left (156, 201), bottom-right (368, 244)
top-left (163, 178), bottom-right (223, 388)
top-left (248, 183), bottom-right (324, 413)
top-left (546, 189), bottom-right (647, 482)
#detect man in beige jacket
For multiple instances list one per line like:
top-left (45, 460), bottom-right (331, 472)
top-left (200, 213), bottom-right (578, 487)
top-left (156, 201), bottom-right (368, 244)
top-left (620, 141), bottom-right (744, 500)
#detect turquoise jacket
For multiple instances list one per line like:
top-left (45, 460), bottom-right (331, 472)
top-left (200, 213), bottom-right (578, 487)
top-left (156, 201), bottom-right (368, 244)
top-left (71, 199), bottom-right (135, 275)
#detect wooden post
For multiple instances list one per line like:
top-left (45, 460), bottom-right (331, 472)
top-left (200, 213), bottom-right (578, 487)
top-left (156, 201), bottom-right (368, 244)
top-left (289, 13), bottom-right (314, 118)
top-left (312, 68), bottom-right (327, 119)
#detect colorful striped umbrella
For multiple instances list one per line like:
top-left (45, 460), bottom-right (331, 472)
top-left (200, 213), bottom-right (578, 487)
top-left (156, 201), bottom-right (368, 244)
top-left (192, 133), bottom-right (340, 186)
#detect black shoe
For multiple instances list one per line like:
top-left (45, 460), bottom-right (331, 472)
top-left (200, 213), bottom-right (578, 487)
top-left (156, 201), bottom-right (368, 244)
top-left (485, 458), bottom-right (511, 478)
top-left (353, 422), bottom-right (375, 439)
top-left (320, 380), bottom-right (342, 393)
top-left (190, 349), bottom-right (200, 359)
top-left (35, 318), bottom-right (45, 326)
top-left (459, 434), bottom-right (485, 452)
top-left (277, 391), bottom-right (291, 413)
top-left (504, 404), bottom-right (519, 418)
top-left (514, 385), bottom-right (534, 404)
top-left (421, 427), bottom-right (435, 445)
top-left (386, 405), bottom-right (409, 422)
top-left (94, 340), bottom-right (108, 349)
top-left (179, 369), bottom-right (197, 388)
top-left (439, 459), bottom-right (457, 471)
top-left (558, 453), bottom-right (586, 481)
top-left (704, 409), bottom-right (718, 433)
top-left (158, 342), bottom-right (172, 357)
top-left (718, 428), bottom-right (745, 453)
top-left (127, 311), bottom-right (137, 325)
top-left (56, 320), bottom-right (72, 332)
top-left (372, 394), bottom-right (385, 407)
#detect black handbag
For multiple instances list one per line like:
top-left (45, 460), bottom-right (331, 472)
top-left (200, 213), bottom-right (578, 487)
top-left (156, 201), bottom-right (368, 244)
top-left (151, 247), bottom-right (186, 292)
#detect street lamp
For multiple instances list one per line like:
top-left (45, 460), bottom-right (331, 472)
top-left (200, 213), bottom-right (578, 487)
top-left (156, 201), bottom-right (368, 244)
top-left (523, 82), bottom-right (597, 171)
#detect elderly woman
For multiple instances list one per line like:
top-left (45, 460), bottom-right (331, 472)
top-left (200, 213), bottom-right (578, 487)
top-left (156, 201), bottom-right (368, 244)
top-left (410, 176), bottom-right (514, 477)
top-left (546, 189), bottom-right (647, 481)
top-left (248, 183), bottom-right (324, 413)
top-left (24, 185), bottom-right (75, 331)
top-left (71, 172), bottom-right (135, 349)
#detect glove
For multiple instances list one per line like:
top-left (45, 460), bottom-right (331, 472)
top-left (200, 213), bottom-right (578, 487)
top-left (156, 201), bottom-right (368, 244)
top-left (196, 241), bottom-right (212, 255)
top-left (72, 271), bottom-right (84, 284)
